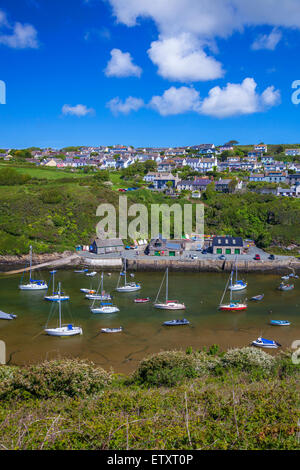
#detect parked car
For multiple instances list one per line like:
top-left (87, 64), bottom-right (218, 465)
top-left (118, 188), bottom-right (127, 192)
top-left (269, 254), bottom-right (275, 260)
top-left (254, 254), bottom-right (261, 260)
top-left (219, 255), bottom-right (226, 260)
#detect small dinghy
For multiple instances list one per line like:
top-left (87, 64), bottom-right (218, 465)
top-left (101, 327), bottom-right (123, 333)
top-left (80, 288), bottom-right (96, 294)
top-left (107, 273), bottom-right (112, 276)
top-left (270, 320), bottom-right (291, 326)
top-left (250, 294), bottom-right (264, 301)
top-left (163, 319), bottom-right (190, 326)
top-left (49, 270), bottom-right (57, 274)
top-left (277, 283), bottom-right (294, 291)
top-left (134, 297), bottom-right (150, 303)
top-left (74, 269), bottom-right (88, 273)
top-left (281, 275), bottom-right (290, 281)
top-left (0, 311), bottom-right (17, 320)
top-left (289, 273), bottom-right (299, 279)
top-left (252, 337), bottom-right (281, 349)
top-left (86, 271), bottom-right (97, 277)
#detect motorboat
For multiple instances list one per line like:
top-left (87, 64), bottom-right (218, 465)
top-left (250, 294), bottom-right (264, 301)
top-left (277, 283), bottom-right (294, 291)
top-left (86, 271), bottom-right (97, 277)
top-left (163, 319), bottom-right (190, 326)
top-left (0, 311), bottom-right (17, 320)
top-left (270, 320), bottom-right (291, 326)
top-left (101, 327), bottom-right (123, 333)
top-left (252, 337), bottom-right (281, 349)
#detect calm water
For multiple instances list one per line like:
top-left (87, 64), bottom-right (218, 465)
top-left (0, 270), bottom-right (299, 373)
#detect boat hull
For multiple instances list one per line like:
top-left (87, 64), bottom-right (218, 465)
top-left (45, 326), bottom-right (82, 336)
top-left (44, 295), bottom-right (70, 301)
top-left (116, 285), bottom-right (141, 292)
top-left (19, 283), bottom-right (48, 291)
top-left (90, 307), bottom-right (119, 314)
top-left (229, 283), bottom-right (247, 291)
top-left (219, 304), bottom-right (247, 311)
top-left (101, 328), bottom-right (123, 333)
top-left (154, 303), bottom-right (186, 310)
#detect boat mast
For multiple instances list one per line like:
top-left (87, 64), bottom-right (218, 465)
top-left (58, 282), bottom-right (61, 329)
top-left (166, 267), bottom-right (168, 302)
top-left (219, 271), bottom-right (231, 306)
top-left (124, 258), bottom-right (127, 285)
top-left (29, 245), bottom-right (32, 281)
top-left (52, 271), bottom-right (55, 295)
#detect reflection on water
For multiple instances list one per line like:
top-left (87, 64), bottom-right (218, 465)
top-left (0, 270), bottom-right (299, 373)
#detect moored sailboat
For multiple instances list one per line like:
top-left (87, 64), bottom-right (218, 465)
top-left (90, 273), bottom-right (119, 313)
top-left (19, 246), bottom-right (48, 291)
top-left (44, 283), bottom-right (82, 336)
top-left (154, 268), bottom-right (186, 310)
top-left (44, 271), bottom-right (69, 301)
top-left (228, 259), bottom-right (247, 291)
top-left (116, 259), bottom-right (141, 292)
top-left (219, 271), bottom-right (247, 311)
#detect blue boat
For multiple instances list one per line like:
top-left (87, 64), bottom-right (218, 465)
top-left (252, 337), bottom-right (281, 348)
top-left (163, 319), bottom-right (190, 326)
top-left (270, 320), bottom-right (291, 326)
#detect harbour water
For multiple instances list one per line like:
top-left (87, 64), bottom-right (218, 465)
top-left (0, 270), bottom-right (299, 373)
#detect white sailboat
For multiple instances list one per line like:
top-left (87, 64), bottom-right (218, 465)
top-left (116, 259), bottom-right (141, 293)
top-left (45, 283), bottom-right (82, 336)
top-left (44, 271), bottom-right (69, 301)
top-left (154, 268), bottom-right (186, 310)
top-left (228, 259), bottom-right (247, 291)
top-left (219, 271), bottom-right (247, 311)
top-left (90, 273), bottom-right (119, 313)
top-left (19, 246), bottom-right (48, 291)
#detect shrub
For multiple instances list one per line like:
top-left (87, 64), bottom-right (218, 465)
top-left (221, 347), bottom-right (275, 372)
top-left (133, 351), bottom-right (198, 387)
top-left (0, 359), bottom-right (112, 400)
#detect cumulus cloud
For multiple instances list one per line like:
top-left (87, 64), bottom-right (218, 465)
top-left (0, 10), bottom-right (39, 49)
top-left (251, 28), bottom-right (282, 50)
top-left (62, 104), bottom-right (95, 117)
top-left (106, 96), bottom-right (144, 115)
top-left (148, 34), bottom-right (224, 82)
top-left (107, 0), bottom-right (300, 39)
top-left (149, 86), bottom-right (201, 116)
top-left (200, 78), bottom-right (280, 118)
top-left (106, 0), bottom-right (300, 83)
top-left (104, 48), bottom-right (142, 77)
top-left (107, 79), bottom-right (280, 118)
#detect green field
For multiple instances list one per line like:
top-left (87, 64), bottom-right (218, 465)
top-left (0, 163), bottom-right (87, 180)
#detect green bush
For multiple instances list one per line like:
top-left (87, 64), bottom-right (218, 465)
top-left (133, 351), bottom-right (198, 386)
top-left (0, 359), bottom-right (112, 400)
top-left (221, 347), bottom-right (275, 372)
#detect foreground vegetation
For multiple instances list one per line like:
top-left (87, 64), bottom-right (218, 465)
top-left (0, 347), bottom-right (299, 450)
top-left (0, 165), bottom-right (300, 254)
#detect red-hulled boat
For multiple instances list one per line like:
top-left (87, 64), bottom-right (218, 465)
top-left (219, 271), bottom-right (247, 312)
top-left (134, 297), bottom-right (150, 303)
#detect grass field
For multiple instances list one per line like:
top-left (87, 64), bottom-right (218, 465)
top-left (0, 163), bottom-right (87, 180)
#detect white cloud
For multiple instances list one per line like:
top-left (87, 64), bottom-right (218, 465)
top-left (0, 10), bottom-right (39, 49)
top-left (200, 78), bottom-right (280, 118)
top-left (107, 0), bottom-right (300, 83)
top-left (106, 96), bottom-right (144, 115)
top-left (251, 28), bottom-right (282, 50)
top-left (104, 48), bottom-right (142, 77)
top-left (148, 34), bottom-right (224, 82)
top-left (261, 85), bottom-right (281, 107)
top-left (62, 104), bottom-right (95, 117)
top-left (108, 1), bottom-right (300, 39)
top-left (149, 86), bottom-right (201, 116)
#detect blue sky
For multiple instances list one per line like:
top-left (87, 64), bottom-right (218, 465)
top-left (0, 0), bottom-right (300, 148)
